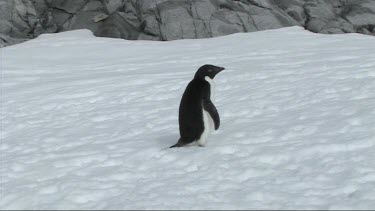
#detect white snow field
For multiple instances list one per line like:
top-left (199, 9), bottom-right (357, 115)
top-left (1, 26), bottom-right (375, 209)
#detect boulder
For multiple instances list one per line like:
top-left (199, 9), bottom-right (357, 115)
top-left (1, 0), bottom-right (374, 47)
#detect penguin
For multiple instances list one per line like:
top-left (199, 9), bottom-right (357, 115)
top-left (170, 64), bottom-right (225, 148)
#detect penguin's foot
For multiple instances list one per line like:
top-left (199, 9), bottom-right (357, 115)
top-left (197, 143), bottom-right (206, 147)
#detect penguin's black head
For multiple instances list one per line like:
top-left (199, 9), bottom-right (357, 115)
top-left (194, 64), bottom-right (225, 80)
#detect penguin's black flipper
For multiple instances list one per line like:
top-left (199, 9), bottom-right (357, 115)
top-left (202, 98), bottom-right (220, 130)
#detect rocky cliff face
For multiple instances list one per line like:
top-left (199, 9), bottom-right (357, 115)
top-left (1, 0), bottom-right (374, 47)
top-left (275, 0), bottom-right (375, 34)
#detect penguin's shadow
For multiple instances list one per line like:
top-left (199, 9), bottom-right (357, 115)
top-left (156, 134), bottom-right (179, 148)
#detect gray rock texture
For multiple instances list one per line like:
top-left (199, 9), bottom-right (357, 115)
top-left (275, 0), bottom-right (375, 34)
top-left (1, 0), bottom-right (374, 47)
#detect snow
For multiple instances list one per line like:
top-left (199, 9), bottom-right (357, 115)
top-left (1, 26), bottom-right (375, 209)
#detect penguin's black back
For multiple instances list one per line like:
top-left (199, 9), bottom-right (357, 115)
top-left (179, 79), bottom-right (210, 142)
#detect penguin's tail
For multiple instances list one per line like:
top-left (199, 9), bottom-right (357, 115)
top-left (169, 144), bottom-right (179, 148)
top-left (169, 142), bottom-right (181, 148)
top-left (169, 138), bottom-right (184, 148)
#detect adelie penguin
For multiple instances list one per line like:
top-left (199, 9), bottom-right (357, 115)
top-left (170, 64), bottom-right (225, 148)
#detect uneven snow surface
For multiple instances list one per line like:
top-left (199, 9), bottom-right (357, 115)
top-left (1, 27), bottom-right (375, 209)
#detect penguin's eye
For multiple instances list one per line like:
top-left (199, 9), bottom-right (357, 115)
top-left (208, 69), bottom-right (213, 72)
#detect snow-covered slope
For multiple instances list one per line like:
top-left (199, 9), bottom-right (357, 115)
top-left (1, 27), bottom-right (375, 209)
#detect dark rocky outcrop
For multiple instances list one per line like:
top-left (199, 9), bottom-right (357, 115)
top-left (1, 0), bottom-right (374, 47)
top-left (275, 0), bottom-right (375, 34)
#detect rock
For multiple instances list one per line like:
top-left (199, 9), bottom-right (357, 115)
top-left (82, 0), bottom-right (103, 12)
top-left (47, 0), bottom-right (88, 14)
top-left (141, 15), bottom-right (162, 37)
top-left (0, 21), bottom-right (13, 35)
top-left (105, 0), bottom-right (124, 14)
top-left (156, 1), bottom-right (197, 40)
top-left (0, 0), bottom-right (13, 36)
top-left (345, 1), bottom-right (375, 34)
top-left (0, 33), bottom-right (28, 47)
top-left (95, 12), bottom-right (140, 40)
top-left (61, 11), bottom-right (102, 32)
top-left (137, 0), bottom-right (300, 40)
top-left (50, 9), bottom-right (71, 27)
top-left (9, 0), bottom-right (38, 37)
top-left (274, 0), bottom-right (375, 36)
top-left (1, 0), bottom-right (374, 47)
top-left (357, 27), bottom-right (371, 35)
top-left (93, 13), bottom-right (109, 23)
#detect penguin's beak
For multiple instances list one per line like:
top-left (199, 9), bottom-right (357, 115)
top-left (217, 67), bottom-right (225, 72)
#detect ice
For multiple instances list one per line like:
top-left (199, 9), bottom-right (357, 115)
top-left (1, 26), bottom-right (375, 209)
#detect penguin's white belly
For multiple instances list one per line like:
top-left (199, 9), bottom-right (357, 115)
top-left (197, 109), bottom-right (215, 146)
top-left (197, 76), bottom-right (216, 146)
